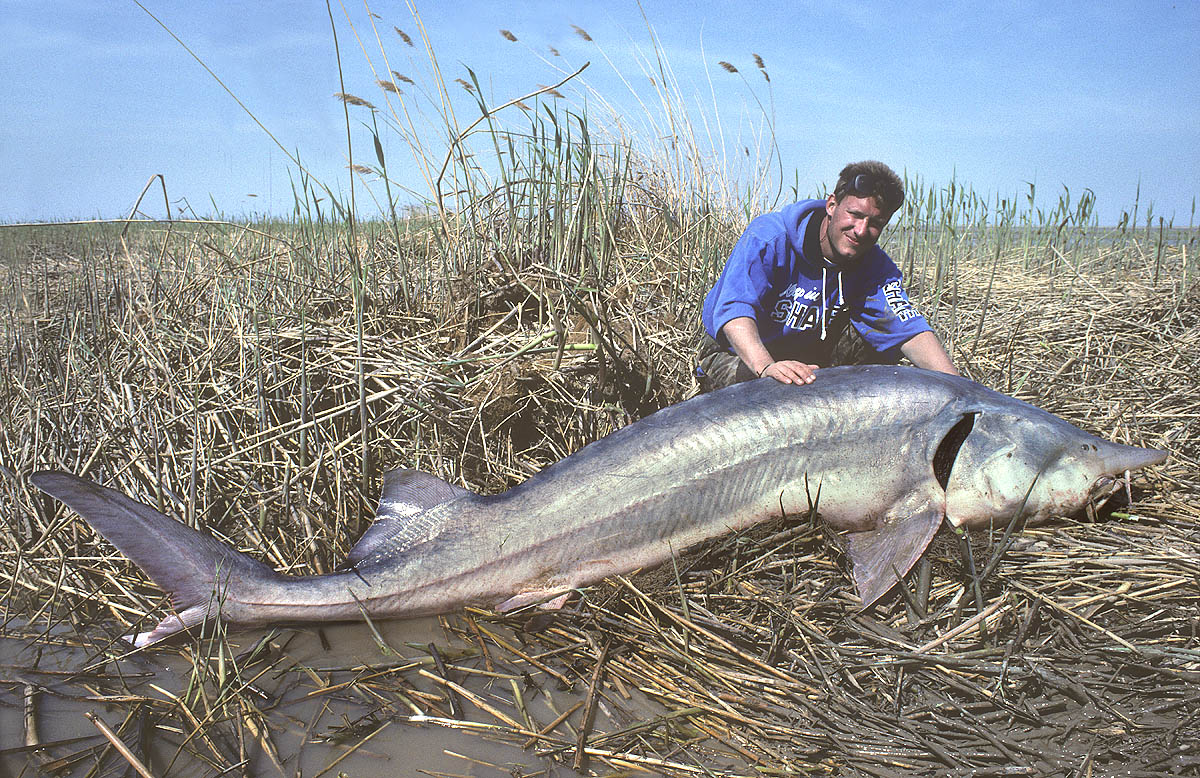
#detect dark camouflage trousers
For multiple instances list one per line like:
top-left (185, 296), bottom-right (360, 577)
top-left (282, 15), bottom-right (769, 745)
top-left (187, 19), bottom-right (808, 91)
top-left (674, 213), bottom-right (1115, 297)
top-left (695, 325), bottom-right (898, 393)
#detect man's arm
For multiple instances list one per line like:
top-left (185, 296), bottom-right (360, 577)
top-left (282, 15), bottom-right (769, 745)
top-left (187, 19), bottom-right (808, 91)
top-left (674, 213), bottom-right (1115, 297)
top-left (722, 317), bottom-right (819, 384)
top-left (899, 330), bottom-right (959, 375)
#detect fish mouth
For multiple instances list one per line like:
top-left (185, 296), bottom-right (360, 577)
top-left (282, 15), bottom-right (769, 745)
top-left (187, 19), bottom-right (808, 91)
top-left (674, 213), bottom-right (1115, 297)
top-left (1084, 470), bottom-right (1139, 521)
top-left (1084, 445), bottom-right (1167, 520)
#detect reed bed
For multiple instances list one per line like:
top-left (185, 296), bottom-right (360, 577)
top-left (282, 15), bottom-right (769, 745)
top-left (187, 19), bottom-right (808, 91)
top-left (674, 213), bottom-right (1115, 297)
top-left (2, 8), bottom-right (1199, 776)
top-left (2, 201), bottom-right (1197, 777)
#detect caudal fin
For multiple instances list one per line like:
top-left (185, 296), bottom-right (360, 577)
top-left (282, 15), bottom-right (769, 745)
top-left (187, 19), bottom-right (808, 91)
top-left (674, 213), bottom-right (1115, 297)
top-left (30, 471), bottom-right (277, 646)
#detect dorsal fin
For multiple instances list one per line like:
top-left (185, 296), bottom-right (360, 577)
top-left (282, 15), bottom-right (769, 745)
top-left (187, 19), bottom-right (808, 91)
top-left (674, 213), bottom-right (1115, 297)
top-left (346, 469), bottom-right (471, 565)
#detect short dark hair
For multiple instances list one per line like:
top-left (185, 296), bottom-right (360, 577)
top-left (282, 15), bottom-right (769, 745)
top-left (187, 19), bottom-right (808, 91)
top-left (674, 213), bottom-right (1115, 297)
top-left (832, 161), bottom-right (905, 215)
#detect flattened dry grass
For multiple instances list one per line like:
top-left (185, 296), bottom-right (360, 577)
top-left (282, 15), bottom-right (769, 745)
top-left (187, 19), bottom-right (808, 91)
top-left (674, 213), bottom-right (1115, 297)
top-left (1, 214), bottom-right (1197, 775)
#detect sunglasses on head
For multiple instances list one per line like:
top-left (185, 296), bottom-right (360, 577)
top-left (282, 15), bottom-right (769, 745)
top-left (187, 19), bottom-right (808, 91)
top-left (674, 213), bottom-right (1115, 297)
top-left (849, 173), bottom-right (878, 196)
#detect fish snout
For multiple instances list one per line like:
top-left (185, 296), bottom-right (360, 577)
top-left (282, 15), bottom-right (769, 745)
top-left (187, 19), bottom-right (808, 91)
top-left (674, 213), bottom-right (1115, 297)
top-left (1077, 442), bottom-right (1167, 519)
top-left (1096, 442), bottom-right (1168, 475)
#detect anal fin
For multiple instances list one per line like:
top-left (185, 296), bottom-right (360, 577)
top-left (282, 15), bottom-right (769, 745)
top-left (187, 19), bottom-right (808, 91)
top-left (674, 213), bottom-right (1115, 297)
top-left (496, 589), bottom-right (573, 613)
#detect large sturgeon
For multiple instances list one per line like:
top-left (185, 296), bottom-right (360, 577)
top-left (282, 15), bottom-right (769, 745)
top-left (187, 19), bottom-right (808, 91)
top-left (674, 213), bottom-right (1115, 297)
top-left (31, 366), bottom-right (1166, 647)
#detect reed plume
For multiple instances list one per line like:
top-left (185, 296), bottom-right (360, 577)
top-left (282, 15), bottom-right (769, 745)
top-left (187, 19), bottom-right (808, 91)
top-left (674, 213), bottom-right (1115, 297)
top-left (334, 92), bottom-right (376, 109)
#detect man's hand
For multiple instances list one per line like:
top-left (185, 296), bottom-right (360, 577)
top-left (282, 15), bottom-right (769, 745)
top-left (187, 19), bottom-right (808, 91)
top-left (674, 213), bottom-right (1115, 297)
top-left (760, 360), bottom-right (819, 385)
top-left (721, 317), bottom-right (822, 385)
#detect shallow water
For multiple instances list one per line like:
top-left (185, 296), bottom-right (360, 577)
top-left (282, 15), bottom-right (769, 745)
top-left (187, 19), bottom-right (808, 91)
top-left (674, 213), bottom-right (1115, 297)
top-left (2, 615), bottom-right (733, 777)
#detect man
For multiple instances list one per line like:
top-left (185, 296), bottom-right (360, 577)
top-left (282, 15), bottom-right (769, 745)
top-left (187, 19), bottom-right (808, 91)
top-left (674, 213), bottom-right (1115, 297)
top-left (697, 161), bottom-right (958, 391)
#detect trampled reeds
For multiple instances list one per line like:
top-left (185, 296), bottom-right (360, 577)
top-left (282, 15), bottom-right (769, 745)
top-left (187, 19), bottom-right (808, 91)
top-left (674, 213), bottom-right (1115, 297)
top-left (1, 6), bottom-right (1198, 776)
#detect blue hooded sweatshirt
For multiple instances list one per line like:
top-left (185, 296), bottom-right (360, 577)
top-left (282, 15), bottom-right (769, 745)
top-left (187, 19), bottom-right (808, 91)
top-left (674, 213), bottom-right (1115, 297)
top-left (701, 199), bottom-right (931, 366)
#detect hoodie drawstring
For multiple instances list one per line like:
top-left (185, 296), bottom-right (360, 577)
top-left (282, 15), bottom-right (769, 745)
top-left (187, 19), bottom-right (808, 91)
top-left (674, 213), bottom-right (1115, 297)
top-left (819, 269), bottom-right (845, 341)
top-left (820, 268), bottom-right (827, 340)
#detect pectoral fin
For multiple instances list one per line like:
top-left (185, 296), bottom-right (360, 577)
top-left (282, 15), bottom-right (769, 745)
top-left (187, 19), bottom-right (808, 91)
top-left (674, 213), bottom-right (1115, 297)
top-left (842, 505), bottom-right (944, 607)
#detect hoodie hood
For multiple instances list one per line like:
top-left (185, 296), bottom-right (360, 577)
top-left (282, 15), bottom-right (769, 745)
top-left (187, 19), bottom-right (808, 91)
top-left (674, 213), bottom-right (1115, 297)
top-left (778, 199), bottom-right (831, 272)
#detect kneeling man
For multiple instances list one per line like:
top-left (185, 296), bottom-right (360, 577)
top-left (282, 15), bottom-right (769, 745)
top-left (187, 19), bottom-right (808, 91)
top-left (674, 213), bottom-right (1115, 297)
top-left (698, 160), bottom-right (958, 391)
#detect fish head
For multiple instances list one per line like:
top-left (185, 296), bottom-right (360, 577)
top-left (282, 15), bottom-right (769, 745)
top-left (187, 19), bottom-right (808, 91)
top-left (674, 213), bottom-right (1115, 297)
top-left (942, 409), bottom-right (1167, 530)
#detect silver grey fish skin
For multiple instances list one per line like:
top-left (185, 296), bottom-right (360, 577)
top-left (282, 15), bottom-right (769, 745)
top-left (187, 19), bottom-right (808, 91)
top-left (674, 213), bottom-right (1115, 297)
top-left (29, 365), bottom-right (1167, 647)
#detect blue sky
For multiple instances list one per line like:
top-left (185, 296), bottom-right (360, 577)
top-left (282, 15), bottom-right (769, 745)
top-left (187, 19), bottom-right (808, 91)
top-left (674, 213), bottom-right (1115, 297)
top-left (3, 1), bottom-right (1197, 225)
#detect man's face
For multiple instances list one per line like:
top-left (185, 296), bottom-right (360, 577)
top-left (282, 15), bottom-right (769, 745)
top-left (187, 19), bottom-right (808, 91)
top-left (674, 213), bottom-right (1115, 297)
top-left (821, 193), bottom-right (891, 265)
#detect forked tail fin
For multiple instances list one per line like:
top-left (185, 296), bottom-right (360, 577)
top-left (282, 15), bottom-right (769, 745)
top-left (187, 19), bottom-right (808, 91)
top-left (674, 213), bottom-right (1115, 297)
top-left (29, 471), bottom-right (277, 646)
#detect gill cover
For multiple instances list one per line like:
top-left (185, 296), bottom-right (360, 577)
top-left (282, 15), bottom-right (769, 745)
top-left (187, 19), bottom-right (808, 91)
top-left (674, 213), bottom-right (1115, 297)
top-left (943, 410), bottom-right (1168, 529)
